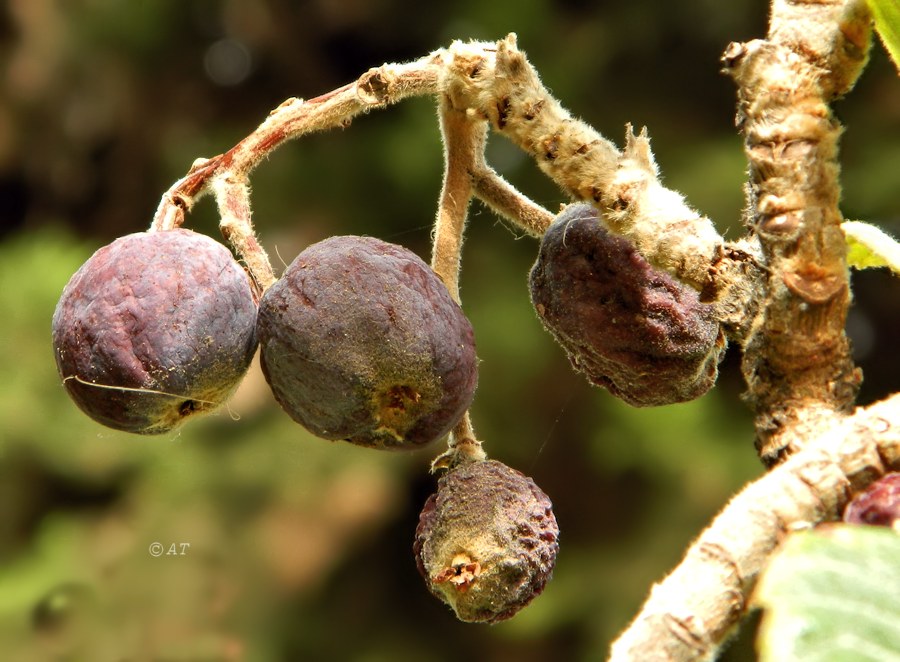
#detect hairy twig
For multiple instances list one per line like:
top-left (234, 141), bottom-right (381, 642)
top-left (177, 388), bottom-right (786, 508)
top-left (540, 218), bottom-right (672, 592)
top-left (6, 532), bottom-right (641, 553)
top-left (470, 165), bottom-right (555, 237)
top-left (149, 57), bottom-right (443, 288)
top-left (440, 36), bottom-right (724, 291)
top-left (429, 68), bottom-right (554, 469)
top-left (212, 174), bottom-right (275, 292)
top-left (430, 96), bottom-right (485, 302)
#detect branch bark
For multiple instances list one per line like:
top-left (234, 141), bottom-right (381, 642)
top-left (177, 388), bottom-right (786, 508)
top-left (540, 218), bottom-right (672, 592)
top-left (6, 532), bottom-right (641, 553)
top-left (609, 392), bottom-right (899, 662)
top-left (723, 0), bottom-right (872, 465)
top-left (610, 1), bottom-right (878, 658)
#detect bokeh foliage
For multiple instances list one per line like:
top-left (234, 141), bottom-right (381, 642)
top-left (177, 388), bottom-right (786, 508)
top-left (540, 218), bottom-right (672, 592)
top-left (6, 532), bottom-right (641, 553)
top-left (1, 1), bottom-right (898, 660)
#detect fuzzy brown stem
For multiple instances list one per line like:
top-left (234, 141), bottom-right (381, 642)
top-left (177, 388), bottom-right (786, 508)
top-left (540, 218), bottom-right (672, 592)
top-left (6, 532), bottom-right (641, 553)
top-left (430, 413), bottom-right (486, 471)
top-left (431, 98), bottom-right (486, 302)
top-left (212, 174), bottom-right (276, 292)
top-left (723, 0), bottom-right (871, 465)
top-left (429, 95), bottom-right (490, 468)
top-left (152, 59), bottom-right (440, 221)
top-left (440, 36), bottom-right (723, 290)
top-left (609, 392), bottom-right (899, 662)
top-left (451, 412), bottom-right (486, 461)
top-left (471, 165), bottom-right (555, 237)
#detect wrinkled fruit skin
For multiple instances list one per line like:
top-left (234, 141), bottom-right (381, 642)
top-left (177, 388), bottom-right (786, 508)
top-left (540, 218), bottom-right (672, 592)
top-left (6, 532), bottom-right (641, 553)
top-left (843, 472), bottom-right (900, 528)
top-left (529, 203), bottom-right (724, 406)
top-left (52, 229), bottom-right (259, 434)
top-left (413, 459), bottom-right (559, 623)
top-left (257, 235), bottom-right (477, 450)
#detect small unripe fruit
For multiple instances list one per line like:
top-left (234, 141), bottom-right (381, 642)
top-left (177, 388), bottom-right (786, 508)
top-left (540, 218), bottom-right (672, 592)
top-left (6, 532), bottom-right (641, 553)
top-left (413, 459), bottom-right (559, 623)
top-left (529, 203), bottom-right (724, 406)
top-left (257, 235), bottom-right (477, 450)
top-left (52, 229), bottom-right (259, 434)
top-left (843, 473), bottom-right (900, 528)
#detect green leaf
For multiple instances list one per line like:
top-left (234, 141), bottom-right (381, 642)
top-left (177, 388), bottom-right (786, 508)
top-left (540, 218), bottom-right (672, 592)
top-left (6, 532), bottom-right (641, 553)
top-left (869, 0), bottom-right (900, 74)
top-left (756, 526), bottom-right (900, 662)
top-left (843, 220), bottom-right (900, 274)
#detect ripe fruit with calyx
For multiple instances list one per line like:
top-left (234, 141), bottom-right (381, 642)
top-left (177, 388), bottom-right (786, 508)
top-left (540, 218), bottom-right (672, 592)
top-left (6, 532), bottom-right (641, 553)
top-left (256, 235), bottom-right (478, 450)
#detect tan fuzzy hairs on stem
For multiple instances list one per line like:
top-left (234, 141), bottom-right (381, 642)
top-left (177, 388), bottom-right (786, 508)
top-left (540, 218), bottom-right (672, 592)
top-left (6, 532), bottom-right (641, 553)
top-left (440, 36), bottom-right (723, 291)
top-left (144, 4), bottom-right (895, 658)
top-left (429, 93), bottom-right (488, 467)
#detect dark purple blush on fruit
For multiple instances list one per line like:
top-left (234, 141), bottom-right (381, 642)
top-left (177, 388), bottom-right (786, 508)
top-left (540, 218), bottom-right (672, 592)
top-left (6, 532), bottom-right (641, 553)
top-left (413, 459), bottom-right (559, 623)
top-left (843, 472), bottom-right (900, 527)
top-left (530, 203), bottom-right (724, 406)
top-left (257, 235), bottom-right (477, 450)
top-left (52, 229), bottom-right (258, 434)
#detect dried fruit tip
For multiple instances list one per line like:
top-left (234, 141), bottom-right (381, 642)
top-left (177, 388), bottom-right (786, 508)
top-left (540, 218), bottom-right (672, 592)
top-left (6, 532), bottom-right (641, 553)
top-left (413, 459), bottom-right (559, 623)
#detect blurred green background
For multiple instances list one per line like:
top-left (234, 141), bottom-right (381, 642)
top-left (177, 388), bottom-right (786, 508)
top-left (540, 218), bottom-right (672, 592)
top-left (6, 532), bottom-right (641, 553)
top-left (1, 1), bottom-right (898, 660)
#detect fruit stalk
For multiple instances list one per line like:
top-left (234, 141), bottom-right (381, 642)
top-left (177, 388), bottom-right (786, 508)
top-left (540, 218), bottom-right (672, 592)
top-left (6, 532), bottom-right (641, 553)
top-left (430, 94), bottom-right (489, 464)
top-left (431, 95), bottom-right (485, 303)
top-left (212, 174), bottom-right (276, 292)
top-left (470, 164), bottom-right (554, 237)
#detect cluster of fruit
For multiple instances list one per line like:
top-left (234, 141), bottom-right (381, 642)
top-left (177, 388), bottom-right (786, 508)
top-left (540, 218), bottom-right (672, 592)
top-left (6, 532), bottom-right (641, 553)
top-left (50, 201), bottom-right (732, 621)
top-left (52, 231), bottom-right (477, 445)
top-left (52, 227), bottom-right (547, 620)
